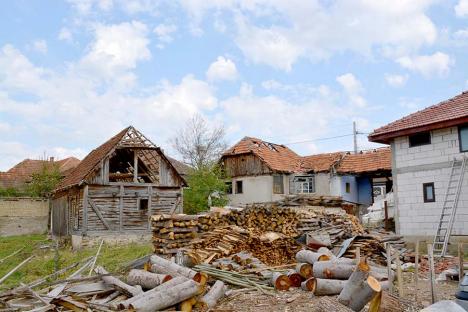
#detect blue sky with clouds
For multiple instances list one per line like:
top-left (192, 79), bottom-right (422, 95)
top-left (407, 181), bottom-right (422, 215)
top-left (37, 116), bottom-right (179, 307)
top-left (1, 0), bottom-right (468, 170)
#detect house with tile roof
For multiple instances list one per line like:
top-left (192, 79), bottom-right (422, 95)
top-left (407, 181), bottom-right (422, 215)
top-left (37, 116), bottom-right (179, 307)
top-left (369, 91), bottom-right (468, 242)
top-left (220, 137), bottom-right (391, 207)
top-left (0, 157), bottom-right (81, 191)
top-left (51, 126), bottom-right (186, 238)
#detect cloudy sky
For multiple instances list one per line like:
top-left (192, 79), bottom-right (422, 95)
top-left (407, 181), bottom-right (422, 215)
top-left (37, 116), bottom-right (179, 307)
top-left (1, 0), bottom-right (468, 170)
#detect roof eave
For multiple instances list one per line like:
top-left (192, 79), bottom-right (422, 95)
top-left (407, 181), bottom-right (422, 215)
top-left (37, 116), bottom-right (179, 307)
top-left (368, 116), bottom-right (468, 144)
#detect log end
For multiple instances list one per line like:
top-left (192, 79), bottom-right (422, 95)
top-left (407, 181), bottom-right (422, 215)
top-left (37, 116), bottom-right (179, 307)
top-left (367, 276), bottom-right (382, 292)
top-left (287, 272), bottom-right (303, 288)
top-left (297, 263), bottom-right (313, 279)
top-left (162, 275), bottom-right (173, 283)
top-left (193, 272), bottom-right (208, 286)
top-left (301, 277), bottom-right (316, 292)
top-left (318, 254), bottom-right (331, 262)
top-left (273, 274), bottom-right (291, 291)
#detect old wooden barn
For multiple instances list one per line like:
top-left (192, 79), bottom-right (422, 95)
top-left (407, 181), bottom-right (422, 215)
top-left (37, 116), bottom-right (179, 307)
top-left (51, 126), bottom-right (186, 238)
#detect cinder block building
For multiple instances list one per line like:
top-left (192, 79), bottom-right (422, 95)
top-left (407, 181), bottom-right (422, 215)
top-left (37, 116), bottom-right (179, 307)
top-left (369, 91), bottom-right (468, 241)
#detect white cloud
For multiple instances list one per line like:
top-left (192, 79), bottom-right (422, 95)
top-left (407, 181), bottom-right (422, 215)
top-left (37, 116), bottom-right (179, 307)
top-left (206, 56), bottom-right (238, 81)
top-left (66, 0), bottom-right (113, 14)
top-left (396, 52), bottom-right (454, 78)
top-left (456, 0), bottom-right (468, 17)
top-left (153, 23), bottom-right (177, 48)
top-left (336, 73), bottom-right (367, 108)
top-left (181, 1), bottom-right (438, 71)
top-left (58, 27), bottom-right (73, 42)
top-left (385, 74), bottom-right (409, 87)
top-left (32, 39), bottom-right (47, 54)
top-left (454, 28), bottom-right (468, 39)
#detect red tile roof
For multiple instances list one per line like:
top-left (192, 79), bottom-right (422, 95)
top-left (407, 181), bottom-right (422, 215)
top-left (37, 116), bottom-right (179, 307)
top-left (336, 148), bottom-right (391, 174)
top-left (300, 152), bottom-right (345, 173)
top-left (223, 137), bottom-right (301, 173)
top-left (369, 91), bottom-right (468, 143)
top-left (0, 157), bottom-right (81, 189)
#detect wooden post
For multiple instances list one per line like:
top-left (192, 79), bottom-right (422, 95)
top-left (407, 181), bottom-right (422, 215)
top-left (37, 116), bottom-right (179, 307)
top-left (385, 243), bottom-right (393, 293)
top-left (83, 185), bottom-right (88, 234)
top-left (133, 150), bottom-right (138, 183)
top-left (384, 200), bottom-right (389, 230)
top-left (147, 186), bottom-right (152, 230)
top-left (415, 240), bottom-right (419, 303)
top-left (396, 251), bottom-right (403, 297)
top-left (459, 242), bottom-right (464, 285)
top-left (356, 247), bottom-right (361, 263)
top-left (427, 244), bottom-right (436, 304)
top-left (119, 185), bottom-right (124, 232)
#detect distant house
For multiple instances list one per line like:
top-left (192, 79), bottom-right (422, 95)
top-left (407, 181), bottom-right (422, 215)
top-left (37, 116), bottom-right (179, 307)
top-left (369, 91), bottom-right (468, 241)
top-left (51, 126), bottom-right (186, 238)
top-left (220, 137), bottom-right (391, 207)
top-left (0, 157), bottom-right (80, 191)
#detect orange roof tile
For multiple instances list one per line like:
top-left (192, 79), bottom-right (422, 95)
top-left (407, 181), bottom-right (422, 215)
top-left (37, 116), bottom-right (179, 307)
top-left (300, 152), bottom-right (345, 173)
top-left (337, 148), bottom-right (391, 174)
top-left (369, 91), bottom-right (468, 143)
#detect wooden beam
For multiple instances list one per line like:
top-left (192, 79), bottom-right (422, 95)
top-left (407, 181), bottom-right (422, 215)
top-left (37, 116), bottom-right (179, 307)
top-left (83, 185), bottom-right (89, 234)
top-left (119, 185), bottom-right (124, 233)
top-left (88, 198), bottom-right (111, 230)
top-left (147, 186), bottom-right (152, 230)
top-left (134, 150), bottom-right (138, 183)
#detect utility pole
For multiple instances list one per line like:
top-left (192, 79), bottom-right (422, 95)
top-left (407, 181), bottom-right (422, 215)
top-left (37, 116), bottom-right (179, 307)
top-left (353, 121), bottom-right (358, 154)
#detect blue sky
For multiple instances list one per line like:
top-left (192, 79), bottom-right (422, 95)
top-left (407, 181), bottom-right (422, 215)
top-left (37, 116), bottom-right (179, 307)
top-left (1, 0), bottom-right (468, 170)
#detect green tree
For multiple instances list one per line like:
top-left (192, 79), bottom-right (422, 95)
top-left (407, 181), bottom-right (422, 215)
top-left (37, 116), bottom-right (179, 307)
top-left (0, 187), bottom-right (24, 197)
top-left (27, 163), bottom-right (62, 197)
top-left (183, 166), bottom-right (229, 214)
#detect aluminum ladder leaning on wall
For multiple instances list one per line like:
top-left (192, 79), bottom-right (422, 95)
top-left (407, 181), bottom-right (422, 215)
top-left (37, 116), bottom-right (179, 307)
top-left (433, 156), bottom-right (467, 257)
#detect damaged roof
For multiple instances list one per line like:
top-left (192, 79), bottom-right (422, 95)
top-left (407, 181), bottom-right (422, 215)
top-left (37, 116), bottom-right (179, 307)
top-left (223, 137), bottom-right (391, 175)
top-left (369, 91), bottom-right (468, 144)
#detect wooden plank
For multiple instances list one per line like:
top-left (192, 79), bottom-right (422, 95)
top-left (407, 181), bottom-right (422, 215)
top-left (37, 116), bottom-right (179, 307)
top-left (385, 243), bottom-right (393, 294)
top-left (427, 244), bottom-right (436, 304)
top-left (459, 242), bottom-right (464, 286)
top-left (88, 198), bottom-right (111, 230)
top-left (415, 240), bottom-right (419, 302)
top-left (147, 186), bottom-right (152, 230)
top-left (119, 185), bottom-right (124, 233)
top-left (134, 150), bottom-right (138, 183)
top-left (83, 185), bottom-right (89, 234)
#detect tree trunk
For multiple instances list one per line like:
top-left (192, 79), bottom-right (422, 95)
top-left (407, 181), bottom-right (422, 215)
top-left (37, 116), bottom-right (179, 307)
top-left (314, 278), bottom-right (347, 296)
top-left (301, 277), bottom-right (315, 291)
top-left (313, 261), bottom-right (356, 279)
top-left (317, 247), bottom-right (337, 260)
top-left (119, 276), bottom-right (189, 309)
top-left (197, 280), bottom-right (226, 310)
top-left (94, 266), bottom-right (142, 297)
top-left (150, 255), bottom-right (204, 284)
top-left (287, 270), bottom-right (303, 287)
top-left (296, 263), bottom-right (313, 279)
top-left (127, 269), bottom-right (172, 289)
top-left (338, 258), bottom-right (382, 311)
top-left (296, 250), bottom-right (330, 264)
top-left (271, 272), bottom-right (291, 291)
top-left (129, 279), bottom-right (202, 312)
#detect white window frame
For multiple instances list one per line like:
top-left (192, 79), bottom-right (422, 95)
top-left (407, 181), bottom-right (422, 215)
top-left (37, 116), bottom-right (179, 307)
top-left (293, 175), bottom-right (315, 194)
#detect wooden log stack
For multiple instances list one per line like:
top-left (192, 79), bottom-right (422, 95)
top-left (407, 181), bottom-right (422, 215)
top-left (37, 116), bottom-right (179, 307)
top-left (151, 214), bottom-right (200, 255)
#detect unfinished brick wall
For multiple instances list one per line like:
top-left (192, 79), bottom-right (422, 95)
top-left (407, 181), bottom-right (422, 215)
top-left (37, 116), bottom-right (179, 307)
top-left (0, 197), bottom-right (49, 236)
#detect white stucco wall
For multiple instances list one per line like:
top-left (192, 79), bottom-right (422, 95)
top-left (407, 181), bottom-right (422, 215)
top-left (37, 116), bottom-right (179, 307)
top-left (227, 175), bottom-right (289, 206)
top-left (330, 175), bottom-right (358, 203)
top-left (393, 126), bottom-right (468, 236)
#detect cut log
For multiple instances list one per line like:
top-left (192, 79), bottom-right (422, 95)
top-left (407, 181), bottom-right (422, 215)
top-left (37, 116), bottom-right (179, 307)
top-left (197, 280), bottom-right (226, 310)
top-left (301, 277), bottom-right (316, 291)
top-left (338, 258), bottom-right (381, 311)
top-left (94, 266), bottom-right (142, 297)
top-left (296, 263), bottom-right (313, 279)
top-left (271, 272), bottom-right (291, 291)
top-left (314, 278), bottom-right (347, 296)
top-left (150, 255), bottom-right (204, 284)
top-left (317, 247), bottom-right (337, 260)
top-left (313, 261), bottom-right (356, 280)
top-left (179, 297), bottom-right (197, 311)
top-left (287, 270), bottom-right (303, 287)
top-left (296, 250), bottom-right (330, 264)
top-left (127, 269), bottom-right (172, 289)
top-left (129, 279), bottom-right (202, 312)
top-left (118, 276), bottom-right (189, 309)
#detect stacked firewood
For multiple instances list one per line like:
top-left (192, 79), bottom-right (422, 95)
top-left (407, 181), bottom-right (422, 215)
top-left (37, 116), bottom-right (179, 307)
top-left (297, 208), bottom-right (364, 238)
top-left (152, 214), bottom-right (200, 255)
top-left (277, 194), bottom-right (345, 207)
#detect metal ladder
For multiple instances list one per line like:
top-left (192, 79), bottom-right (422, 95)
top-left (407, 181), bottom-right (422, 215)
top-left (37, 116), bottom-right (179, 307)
top-left (433, 156), bottom-right (467, 257)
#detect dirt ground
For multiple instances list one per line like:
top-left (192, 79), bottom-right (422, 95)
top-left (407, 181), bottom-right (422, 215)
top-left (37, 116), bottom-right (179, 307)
top-left (215, 272), bottom-right (460, 312)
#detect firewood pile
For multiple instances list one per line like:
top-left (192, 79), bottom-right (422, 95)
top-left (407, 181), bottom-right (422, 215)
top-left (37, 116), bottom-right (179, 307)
top-left (277, 194), bottom-right (345, 207)
top-left (0, 255), bottom-right (228, 312)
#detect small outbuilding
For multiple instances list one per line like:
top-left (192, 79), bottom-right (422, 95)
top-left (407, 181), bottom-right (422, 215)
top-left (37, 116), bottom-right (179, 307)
top-left (51, 126), bottom-right (186, 240)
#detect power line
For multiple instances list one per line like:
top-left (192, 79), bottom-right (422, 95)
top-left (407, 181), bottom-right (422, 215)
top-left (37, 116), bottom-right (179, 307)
top-left (283, 132), bottom-right (370, 146)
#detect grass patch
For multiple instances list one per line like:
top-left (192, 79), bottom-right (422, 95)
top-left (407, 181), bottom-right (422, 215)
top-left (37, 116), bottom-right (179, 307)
top-left (0, 234), bottom-right (152, 290)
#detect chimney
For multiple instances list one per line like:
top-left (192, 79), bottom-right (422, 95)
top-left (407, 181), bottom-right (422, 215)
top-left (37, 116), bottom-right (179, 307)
top-left (49, 156), bottom-right (55, 162)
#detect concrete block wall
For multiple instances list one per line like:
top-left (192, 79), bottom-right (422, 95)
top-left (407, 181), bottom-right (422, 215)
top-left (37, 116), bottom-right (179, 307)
top-left (0, 197), bottom-right (49, 236)
top-left (394, 126), bottom-right (468, 237)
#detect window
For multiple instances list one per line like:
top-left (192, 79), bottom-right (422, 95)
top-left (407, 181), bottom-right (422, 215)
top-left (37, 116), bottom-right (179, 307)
top-left (273, 175), bottom-right (284, 194)
top-left (225, 182), bottom-right (233, 194)
top-left (138, 198), bottom-right (148, 210)
top-left (293, 176), bottom-right (315, 194)
top-left (409, 132), bottom-right (431, 147)
top-left (345, 182), bottom-right (351, 193)
top-left (235, 180), bottom-right (243, 194)
top-left (423, 183), bottom-right (435, 203)
top-left (459, 125), bottom-right (468, 152)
